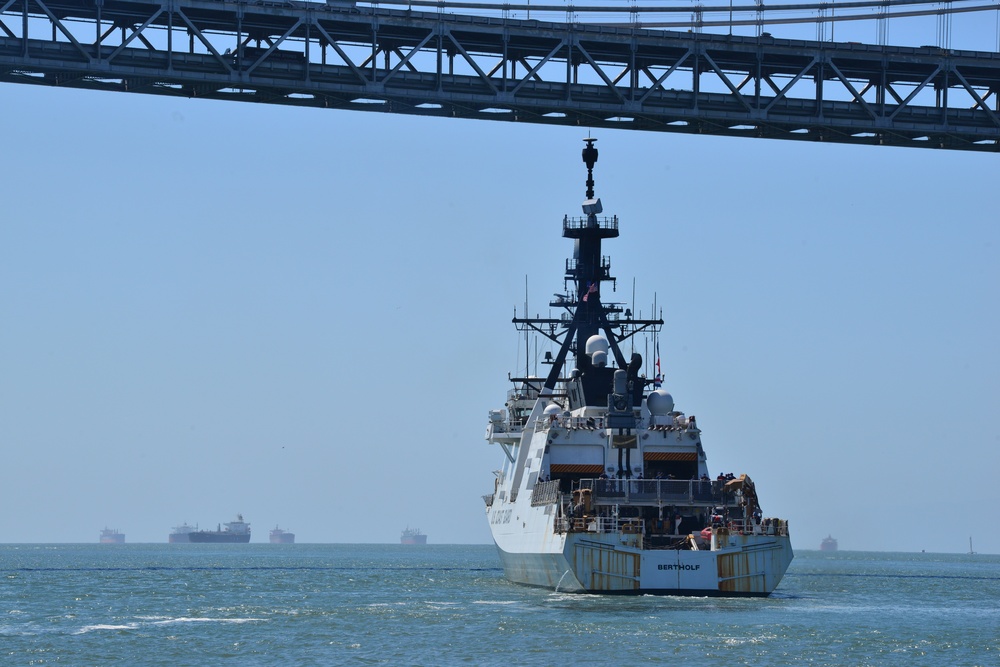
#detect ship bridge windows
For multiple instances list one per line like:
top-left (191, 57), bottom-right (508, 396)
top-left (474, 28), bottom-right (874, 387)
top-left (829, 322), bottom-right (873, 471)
top-left (643, 451), bottom-right (698, 482)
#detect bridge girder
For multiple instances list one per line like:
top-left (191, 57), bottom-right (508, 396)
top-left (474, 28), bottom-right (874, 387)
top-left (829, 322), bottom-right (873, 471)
top-left (1, 0), bottom-right (999, 151)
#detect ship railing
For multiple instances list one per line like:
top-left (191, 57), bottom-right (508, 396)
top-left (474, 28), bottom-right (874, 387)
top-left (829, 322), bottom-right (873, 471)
top-left (576, 478), bottom-right (719, 504)
top-left (565, 256), bottom-right (612, 275)
top-left (643, 419), bottom-right (700, 433)
top-left (559, 515), bottom-right (644, 535)
top-left (555, 515), bottom-right (790, 538)
top-left (563, 215), bottom-right (619, 232)
top-left (530, 479), bottom-right (561, 506)
top-left (712, 518), bottom-right (790, 537)
top-left (507, 387), bottom-right (540, 403)
top-left (489, 421), bottom-right (523, 435)
top-left (536, 414), bottom-right (702, 434)
top-left (535, 415), bottom-right (606, 432)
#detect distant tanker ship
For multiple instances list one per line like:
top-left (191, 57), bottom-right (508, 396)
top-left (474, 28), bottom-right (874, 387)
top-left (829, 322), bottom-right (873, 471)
top-left (188, 515), bottom-right (251, 543)
top-left (99, 528), bottom-right (125, 544)
top-left (269, 526), bottom-right (295, 544)
top-left (400, 528), bottom-right (427, 545)
top-left (168, 523), bottom-right (197, 543)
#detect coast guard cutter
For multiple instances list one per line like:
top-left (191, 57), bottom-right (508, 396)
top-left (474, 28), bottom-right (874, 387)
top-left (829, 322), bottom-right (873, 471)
top-left (483, 140), bottom-right (793, 595)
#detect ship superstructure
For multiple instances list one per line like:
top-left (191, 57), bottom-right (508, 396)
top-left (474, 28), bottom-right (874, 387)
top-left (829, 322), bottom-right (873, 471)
top-left (483, 140), bottom-right (793, 596)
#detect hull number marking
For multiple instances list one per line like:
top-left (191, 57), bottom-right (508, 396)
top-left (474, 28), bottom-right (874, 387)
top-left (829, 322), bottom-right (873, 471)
top-left (491, 509), bottom-right (512, 525)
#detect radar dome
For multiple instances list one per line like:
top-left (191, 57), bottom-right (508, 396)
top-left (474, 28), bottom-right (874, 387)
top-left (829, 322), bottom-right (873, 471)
top-left (614, 369), bottom-right (628, 394)
top-left (592, 350), bottom-right (608, 368)
top-left (585, 335), bottom-right (610, 356)
top-left (543, 403), bottom-right (561, 416)
top-left (647, 390), bottom-right (675, 416)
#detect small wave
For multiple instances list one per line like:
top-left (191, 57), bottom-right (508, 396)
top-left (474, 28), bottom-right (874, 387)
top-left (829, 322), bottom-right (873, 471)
top-left (74, 617), bottom-right (264, 634)
top-left (472, 600), bottom-right (518, 605)
top-left (151, 617), bottom-right (264, 626)
top-left (74, 623), bottom-right (139, 635)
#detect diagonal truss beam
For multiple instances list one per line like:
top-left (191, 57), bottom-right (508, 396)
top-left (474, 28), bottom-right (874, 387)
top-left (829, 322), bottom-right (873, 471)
top-left (105, 8), bottom-right (163, 63)
top-left (762, 57), bottom-right (819, 112)
top-left (827, 59), bottom-right (879, 120)
top-left (573, 39), bottom-right (626, 103)
top-left (702, 50), bottom-right (752, 112)
top-left (380, 29), bottom-right (434, 84)
top-left (33, 0), bottom-right (89, 61)
top-left (175, 7), bottom-right (233, 75)
top-left (951, 66), bottom-right (1000, 127)
top-left (244, 18), bottom-right (303, 75)
top-left (313, 20), bottom-right (367, 84)
top-left (638, 51), bottom-right (692, 104)
top-left (510, 38), bottom-right (565, 95)
top-left (0, 0), bottom-right (14, 38)
top-left (444, 28), bottom-right (499, 95)
top-left (887, 65), bottom-right (941, 120)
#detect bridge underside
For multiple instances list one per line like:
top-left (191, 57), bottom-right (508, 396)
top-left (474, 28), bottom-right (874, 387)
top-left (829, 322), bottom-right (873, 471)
top-left (1, 0), bottom-right (999, 151)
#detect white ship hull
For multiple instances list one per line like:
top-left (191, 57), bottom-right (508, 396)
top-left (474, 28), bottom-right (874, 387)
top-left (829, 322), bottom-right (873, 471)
top-left (488, 434), bottom-right (793, 595)
top-left (493, 521), bottom-right (793, 596)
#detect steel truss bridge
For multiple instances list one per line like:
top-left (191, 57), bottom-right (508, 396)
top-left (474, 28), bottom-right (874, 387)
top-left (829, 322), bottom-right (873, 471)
top-left (2, 0), bottom-right (1000, 150)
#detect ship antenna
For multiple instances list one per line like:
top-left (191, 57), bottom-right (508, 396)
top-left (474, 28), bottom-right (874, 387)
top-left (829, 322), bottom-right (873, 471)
top-left (582, 138), bottom-right (598, 200)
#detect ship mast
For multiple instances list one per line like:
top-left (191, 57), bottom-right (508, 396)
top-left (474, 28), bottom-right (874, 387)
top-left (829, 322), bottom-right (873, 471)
top-left (569, 138), bottom-right (619, 371)
top-left (511, 139), bottom-right (663, 399)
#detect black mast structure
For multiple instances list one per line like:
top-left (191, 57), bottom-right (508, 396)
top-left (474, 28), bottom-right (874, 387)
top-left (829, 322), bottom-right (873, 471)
top-left (512, 139), bottom-right (663, 411)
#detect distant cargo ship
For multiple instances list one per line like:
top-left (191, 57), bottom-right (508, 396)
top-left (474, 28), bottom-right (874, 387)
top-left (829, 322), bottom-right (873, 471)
top-left (269, 526), bottom-right (295, 544)
top-left (188, 515), bottom-right (251, 543)
top-left (820, 535), bottom-right (839, 551)
top-left (99, 528), bottom-right (125, 544)
top-left (169, 523), bottom-right (197, 543)
top-left (400, 528), bottom-right (427, 545)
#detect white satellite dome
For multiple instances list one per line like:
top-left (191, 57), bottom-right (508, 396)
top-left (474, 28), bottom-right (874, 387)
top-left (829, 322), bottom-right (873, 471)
top-left (543, 403), bottom-right (561, 416)
top-left (592, 350), bottom-right (608, 368)
top-left (647, 389), bottom-right (675, 416)
top-left (585, 335), bottom-right (610, 356)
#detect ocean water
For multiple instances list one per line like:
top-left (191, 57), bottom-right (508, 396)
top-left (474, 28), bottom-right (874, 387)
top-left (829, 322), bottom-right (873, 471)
top-left (1, 545), bottom-right (998, 666)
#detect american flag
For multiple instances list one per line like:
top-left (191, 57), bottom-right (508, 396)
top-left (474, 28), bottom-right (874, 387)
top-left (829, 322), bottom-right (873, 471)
top-left (654, 342), bottom-right (662, 388)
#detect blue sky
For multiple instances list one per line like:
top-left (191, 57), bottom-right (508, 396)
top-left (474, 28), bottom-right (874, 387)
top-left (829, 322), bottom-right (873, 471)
top-left (1, 15), bottom-right (998, 551)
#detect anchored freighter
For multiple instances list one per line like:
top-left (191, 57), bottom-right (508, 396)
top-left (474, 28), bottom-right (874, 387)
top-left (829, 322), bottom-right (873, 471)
top-left (400, 528), bottom-right (427, 545)
top-left (187, 515), bottom-right (251, 543)
top-left (168, 523), bottom-right (196, 543)
top-left (483, 140), bottom-right (793, 596)
top-left (270, 526), bottom-right (295, 544)
top-left (99, 528), bottom-right (125, 544)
